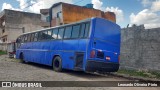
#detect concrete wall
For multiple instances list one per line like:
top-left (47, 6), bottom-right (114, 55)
top-left (120, 25), bottom-right (160, 72)
top-left (0, 43), bottom-right (7, 51)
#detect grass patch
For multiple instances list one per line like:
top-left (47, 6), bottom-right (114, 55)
top-left (0, 50), bottom-right (7, 55)
top-left (117, 69), bottom-right (160, 79)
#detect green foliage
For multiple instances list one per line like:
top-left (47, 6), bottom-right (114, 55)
top-left (0, 50), bottom-right (7, 55)
top-left (117, 69), bottom-right (160, 79)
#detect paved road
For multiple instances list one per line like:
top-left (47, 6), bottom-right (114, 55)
top-left (0, 55), bottom-right (159, 90)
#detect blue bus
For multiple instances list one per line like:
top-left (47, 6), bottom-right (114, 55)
top-left (16, 17), bottom-right (120, 72)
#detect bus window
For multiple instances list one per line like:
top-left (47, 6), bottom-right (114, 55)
top-left (71, 25), bottom-right (80, 38)
top-left (28, 34), bottom-right (32, 42)
top-left (21, 35), bottom-right (25, 43)
top-left (80, 23), bottom-right (85, 38)
top-left (84, 23), bottom-right (90, 37)
top-left (46, 30), bottom-right (53, 40)
top-left (64, 26), bottom-right (72, 39)
top-left (48, 30), bottom-right (52, 36)
top-left (52, 28), bottom-right (58, 39)
top-left (16, 37), bottom-right (21, 43)
top-left (58, 28), bottom-right (64, 39)
top-left (24, 35), bottom-right (28, 42)
top-left (30, 33), bottom-right (35, 42)
top-left (38, 31), bottom-right (47, 41)
top-left (43, 31), bottom-right (48, 40)
top-left (34, 33), bottom-right (38, 41)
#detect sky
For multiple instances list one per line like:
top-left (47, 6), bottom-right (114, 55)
top-left (0, 0), bottom-right (160, 29)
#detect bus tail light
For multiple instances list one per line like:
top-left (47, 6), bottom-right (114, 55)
top-left (90, 50), bottom-right (95, 58)
top-left (118, 55), bottom-right (120, 62)
top-left (106, 56), bottom-right (110, 61)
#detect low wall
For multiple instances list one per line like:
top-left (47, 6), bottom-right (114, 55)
top-left (0, 43), bottom-right (12, 52)
top-left (120, 25), bottom-right (160, 72)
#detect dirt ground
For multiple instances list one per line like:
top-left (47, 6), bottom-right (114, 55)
top-left (0, 55), bottom-right (159, 90)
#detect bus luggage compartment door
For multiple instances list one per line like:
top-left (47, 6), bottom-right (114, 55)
top-left (74, 52), bottom-right (84, 70)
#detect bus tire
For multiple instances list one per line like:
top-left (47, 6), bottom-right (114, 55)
top-left (20, 53), bottom-right (28, 63)
top-left (53, 56), bottom-right (62, 72)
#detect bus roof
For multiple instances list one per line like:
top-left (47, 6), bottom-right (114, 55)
top-left (21, 18), bottom-right (92, 35)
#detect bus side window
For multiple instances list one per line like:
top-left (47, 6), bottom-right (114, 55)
top-left (27, 34), bottom-right (32, 42)
top-left (21, 35), bottom-right (25, 43)
top-left (38, 32), bottom-right (42, 41)
top-left (47, 29), bottom-right (53, 39)
top-left (38, 31), bottom-right (46, 41)
top-left (80, 23), bottom-right (85, 38)
top-left (58, 28), bottom-right (64, 39)
top-left (34, 33), bottom-right (38, 41)
top-left (64, 26), bottom-right (72, 39)
top-left (16, 37), bottom-right (21, 43)
top-left (72, 25), bottom-right (80, 38)
top-left (84, 23), bottom-right (90, 37)
top-left (24, 35), bottom-right (28, 42)
top-left (41, 31), bottom-right (48, 40)
top-left (30, 33), bottom-right (35, 42)
top-left (45, 29), bottom-right (53, 40)
top-left (43, 31), bottom-right (48, 40)
top-left (52, 28), bottom-right (58, 39)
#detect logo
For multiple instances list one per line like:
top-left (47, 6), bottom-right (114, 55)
top-left (2, 82), bottom-right (11, 87)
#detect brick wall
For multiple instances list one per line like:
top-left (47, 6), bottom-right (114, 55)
top-left (120, 25), bottom-right (160, 71)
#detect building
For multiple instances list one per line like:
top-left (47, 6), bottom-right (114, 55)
top-left (0, 9), bottom-right (43, 51)
top-left (40, 9), bottom-right (50, 28)
top-left (0, 9), bottom-right (43, 43)
top-left (40, 2), bottom-right (116, 27)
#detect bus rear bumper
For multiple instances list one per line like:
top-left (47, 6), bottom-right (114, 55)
top-left (85, 60), bottom-right (119, 72)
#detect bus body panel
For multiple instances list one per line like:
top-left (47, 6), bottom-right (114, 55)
top-left (77, 39), bottom-right (89, 70)
top-left (16, 17), bottom-right (120, 72)
top-left (61, 39), bottom-right (79, 70)
top-left (85, 18), bottom-right (120, 72)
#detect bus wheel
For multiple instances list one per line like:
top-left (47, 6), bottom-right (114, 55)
top-left (53, 56), bottom-right (62, 72)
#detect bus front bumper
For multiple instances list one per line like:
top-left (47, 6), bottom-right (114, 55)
top-left (85, 60), bottom-right (119, 72)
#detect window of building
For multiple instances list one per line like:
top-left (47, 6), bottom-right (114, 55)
top-left (46, 16), bottom-right (50, 22)
top-left (57, 28), bottom-right (64, 39)
top-left (57, 11), bottom-right (62, 18)
top-left (64, 26), bottom-right (72, 39)
top-left (71, 25), bottom-right (80, 38)
top-left (2, 29), bottom-right (5, 33)
top-left (3, 38), bottom-right (5, 42)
